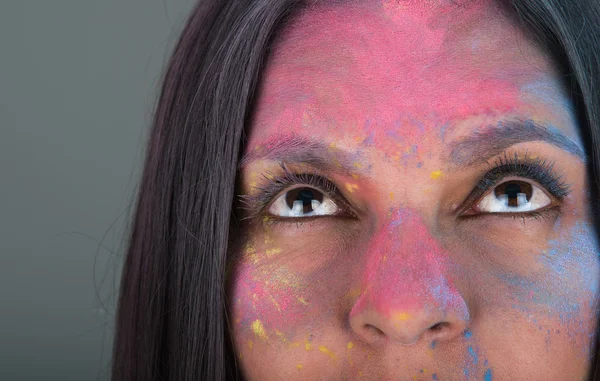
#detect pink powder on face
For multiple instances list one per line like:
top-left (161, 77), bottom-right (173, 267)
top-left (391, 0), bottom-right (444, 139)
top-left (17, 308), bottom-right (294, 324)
top-left (231, 259), bottom-right (322, 339)
top-left (350, 208), bottom-right (469, 341)
top-left (250, 0), bottom-right (541, 151)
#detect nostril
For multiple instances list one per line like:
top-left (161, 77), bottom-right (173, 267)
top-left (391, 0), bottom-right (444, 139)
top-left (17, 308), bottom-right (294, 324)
top-left (365, 324), bottom-right (385, 337)
top-left (429, 322), bottom-right (448, 331)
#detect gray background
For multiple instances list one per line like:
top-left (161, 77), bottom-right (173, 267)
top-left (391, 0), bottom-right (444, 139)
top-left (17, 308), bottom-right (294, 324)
top-left (1, 1), bottom-right (196, 380)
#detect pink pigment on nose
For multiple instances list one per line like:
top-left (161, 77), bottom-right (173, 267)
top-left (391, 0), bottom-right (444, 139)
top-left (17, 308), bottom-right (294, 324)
top-left (351, 208), bottom-right (465, 320)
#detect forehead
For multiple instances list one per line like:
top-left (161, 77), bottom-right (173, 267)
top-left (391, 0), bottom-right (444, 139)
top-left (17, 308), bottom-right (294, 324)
top-left (248, 0), bottom-right (570, 146)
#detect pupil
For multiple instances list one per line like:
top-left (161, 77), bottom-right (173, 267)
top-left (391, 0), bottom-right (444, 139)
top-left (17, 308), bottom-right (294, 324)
top-left (505, 183), bottom-right (521, 199)
top-left (495, 181), bottom-right (532, 207)
top-left (297, 189), bottom-right (314, 206)
top-left (285, 188), bottom-right (324, 214)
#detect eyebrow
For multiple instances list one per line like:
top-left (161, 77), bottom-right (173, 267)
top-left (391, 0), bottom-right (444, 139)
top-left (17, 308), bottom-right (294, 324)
top-left (239, 135), bottom-right (362, 175)
top-left (448, 119), bottom-right (586, 166)
top-left (240, 119), bottom-right (586, 172)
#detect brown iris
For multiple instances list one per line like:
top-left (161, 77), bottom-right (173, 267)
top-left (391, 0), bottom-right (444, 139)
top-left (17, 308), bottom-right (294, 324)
top-left (494, 181), bottom-right (533, 207)
top-left (284, 187), bottom-right (324, 213)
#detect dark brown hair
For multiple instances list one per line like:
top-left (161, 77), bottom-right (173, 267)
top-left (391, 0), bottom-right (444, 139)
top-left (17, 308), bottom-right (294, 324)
top-left (111, 1), bottom-right (600, 380)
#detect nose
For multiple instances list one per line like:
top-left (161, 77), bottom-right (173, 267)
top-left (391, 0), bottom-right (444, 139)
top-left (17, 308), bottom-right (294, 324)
top-left (348, 209), bottom-right (470, 346)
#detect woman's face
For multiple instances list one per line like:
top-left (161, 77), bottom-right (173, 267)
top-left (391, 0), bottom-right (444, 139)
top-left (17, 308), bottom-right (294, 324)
top-left (228, 1), bottom-right (600, 380)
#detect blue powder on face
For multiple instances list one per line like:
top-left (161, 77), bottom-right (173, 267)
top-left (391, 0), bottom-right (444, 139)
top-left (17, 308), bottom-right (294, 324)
top-left (484, 368), bottom-right (493, 381)
top-left (432, 374), bottom-right (438, 380)
top-left (468, 346), bottom-right (478, 365)
top-left (464, 330), bottom-right (472, 339)
top-left (388, 208), bottom-right (404, 228)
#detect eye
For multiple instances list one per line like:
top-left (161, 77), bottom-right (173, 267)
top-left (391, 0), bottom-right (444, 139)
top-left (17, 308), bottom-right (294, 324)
top-left (475, 179), bottom-right (552, 213)
top-left (268, 186), bottom-right (340, 217)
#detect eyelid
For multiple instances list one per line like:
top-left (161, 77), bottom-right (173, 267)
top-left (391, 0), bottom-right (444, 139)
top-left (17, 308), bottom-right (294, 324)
top-left (463, 177), bottom-right (559, 216)
top-left (456, 152), bottom-right (570, 217)
top-left (238, 164), bottom-right (357, 222)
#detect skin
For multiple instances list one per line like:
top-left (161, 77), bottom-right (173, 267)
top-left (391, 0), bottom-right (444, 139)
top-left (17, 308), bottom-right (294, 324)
top-left (228, 1), bottom-right (600, 380)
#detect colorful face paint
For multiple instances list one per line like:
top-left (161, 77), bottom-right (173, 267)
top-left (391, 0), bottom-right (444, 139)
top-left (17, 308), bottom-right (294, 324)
top-left (228, 1), bottom-right (600, 380)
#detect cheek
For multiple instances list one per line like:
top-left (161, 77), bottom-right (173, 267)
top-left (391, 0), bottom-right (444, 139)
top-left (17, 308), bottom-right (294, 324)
top-left (481, 221), bottom-right (600, 359)
top-left (230, 261), bottom-right (313, 341)
top-left (229, 245), bottom-right (348, 349)
top-left (509, 221), bottom-right (599, 318)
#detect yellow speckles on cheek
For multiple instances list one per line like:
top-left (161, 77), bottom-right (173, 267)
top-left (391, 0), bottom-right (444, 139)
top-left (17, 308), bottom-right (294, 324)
top-left (305, 342), bottom-right (312, 351)
top-left (251, 320), bottom-right (268, 341)
top-left (430, 170), bottom-right (443, 179)
top-left (244, 244), bottom-right (256, 255)
top-left (265, 248), bottom-right (281, 256)
top-left (296, 363), bottom-right (303, 370)
top-left (274, 329), bottom-right (290, 344)
top-left (389, 192), bottom-right (394, 201)
top-left (346, 183), bottom-right (359, 193)
top-left (247, 340), bottom-right (253, 351)
top-left (351, 173), bottom-right (360, 179)
top-left (297, 296), bottom-right (309, 305)
top-left (347, 341), bottom-right (354, 349)
top-left (318, 346), bottom-right (337, 360)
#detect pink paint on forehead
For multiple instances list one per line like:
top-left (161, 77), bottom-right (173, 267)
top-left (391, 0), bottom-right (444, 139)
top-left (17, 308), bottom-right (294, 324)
top-left (250, 0), bottom-right (549, 147)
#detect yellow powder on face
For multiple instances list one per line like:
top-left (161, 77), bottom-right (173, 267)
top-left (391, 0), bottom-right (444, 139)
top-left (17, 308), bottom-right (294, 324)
top-left (305, 342), bottom-right (312, 350)
top-left (346, 183), bottom-right (359, 193)
top-left (266, 248), bottom-right (281, 256)
top-left (430, 170), bottom-right (442, 179)
top-left (344, 287), bottom-right (363, 300)
top-left (296, 364), bottom-right (303, 369)
top-left (269, 295), bottom-right (281, 312)
top-left (347, 342), bottom-right (354, 349)
top-left (297, 296), bottom-right (309, 305)
top-left (394, 312), bottom-right (412, 321)
top-left (247, 340), bottom-right (253, 351)
top-left (319, 346), bottom-right (337, 360)
top-left (251, 320), bottom-right (268, 341)
top-left (351, 173), bottom-right (360, 179)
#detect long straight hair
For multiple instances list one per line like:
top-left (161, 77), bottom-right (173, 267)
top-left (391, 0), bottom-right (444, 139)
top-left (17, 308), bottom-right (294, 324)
top-left (111, 1), bottom-right (600, 380)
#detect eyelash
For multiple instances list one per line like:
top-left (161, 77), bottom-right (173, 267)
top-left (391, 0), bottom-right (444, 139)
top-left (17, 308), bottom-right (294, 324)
top-left (239, 152), bottom-right (570, 224)
top-left (457, 151), bottom-right (570, 219)
top-left (238, 163), bottom-right (355, 224)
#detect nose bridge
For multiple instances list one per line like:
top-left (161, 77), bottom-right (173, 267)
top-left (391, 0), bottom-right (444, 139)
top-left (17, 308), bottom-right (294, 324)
top-left (363, 209), bottom-right (448, 307)
top-left (349, 208), bottom-right (469, 345)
